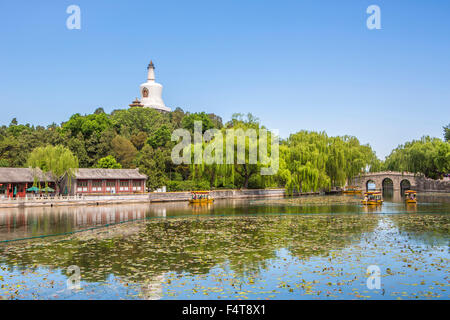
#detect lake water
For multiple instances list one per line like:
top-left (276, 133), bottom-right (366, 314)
top-left (0, 192), bottom-right (448, 300)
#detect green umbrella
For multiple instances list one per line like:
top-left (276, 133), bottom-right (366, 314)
top-left (40, 187), bottom-right (55, 193)
top-left (26, 186), bottom-right (40, 192)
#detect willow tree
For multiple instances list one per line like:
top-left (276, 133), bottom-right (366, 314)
top-left (384, 136), bottom-right (449, 179)
top-left (279, 131), bottom-right (378, 194)
top-left (188, 113), bottom-right (278, 189)
top-left (221, 113), bottom-right (278, 189)
top-left (27, 145), bottom-right (79, 193)
top-left (279, 131), bottom-right (331, 193)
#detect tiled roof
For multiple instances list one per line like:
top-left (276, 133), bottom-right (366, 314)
top-left (74, 168), bottom-right (147, 180)
top-left (0, 168), bottom-right (53, 183)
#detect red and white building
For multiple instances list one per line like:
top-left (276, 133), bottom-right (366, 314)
top-left (61, 168), bottom-right (147, 195)
top-left (0, 168), bottom-right (55, 199)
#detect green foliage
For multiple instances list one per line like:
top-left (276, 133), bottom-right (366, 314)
top-left (62, 113), bottom-right (112, 139)
top-left (96, 155), bottom-right (122, 169)
top-left (278, 131), bottom-right (378, 194)
top-left (111, 136), bottom-right (137, 168)
top-left (181, 112), bottom-right (216, 133)
top-left (111, 107), bottom-right (171, 137)
top-left (384, 136), bottom-right (450, 179)
top-left (0, 159), bottom-right (10, 167)
top-left (27, 145), bottom-right (79, 190)
top-left (7, 107), bottom-right (443, 192)
top-left (147, 124), bottom-right (171, 149)
top-left (444, 124), bottom-right (450, 142)
top-left (135, 145), bottom-right (169, 190)
top-left (166, 179), bottom-right (210, 191)
top-left (130, 132), bottom-right (148, 150)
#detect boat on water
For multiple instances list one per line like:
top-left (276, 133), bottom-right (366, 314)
top-left (361, 191), bottom-right (383, 205)
top-left (189, 191), bottom-right (214, 204)
top-left (343, 186), bottom-right (363, 194)
top-left (405, 190), bottom-right (417, 204)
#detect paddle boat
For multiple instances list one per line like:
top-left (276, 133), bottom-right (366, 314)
top-left (361, 191), bottom-right (383, 205)
top-left (189, 191), bottom-right (214, 204)
top-left (343, 186), bottom-right (363, 194)
top-left (405, 190), bottom-right (417, 204)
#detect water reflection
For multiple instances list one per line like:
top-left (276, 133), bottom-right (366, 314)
top-left (0, 211), bottom-right (448, 300)
top-left (0, 204), bottom-right (156, 241)
top-left (0, 191), bottom-right (448, 300)
top-left (0, 214), bottom-right (380, 285)
top-left (1, 193), bottom-right (449, 241)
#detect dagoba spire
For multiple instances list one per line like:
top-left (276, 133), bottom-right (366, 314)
top-left (147, 60), bottom-right (155, 82)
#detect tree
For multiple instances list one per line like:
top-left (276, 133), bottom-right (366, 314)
top-left (27, 145), bottom-right (79, 193)
top-left (444, 124), bottom-right (450, 142)
top-left (111, 107), bottom-right (171, 137)
top-left (130, 132), bottom-right (148, 150)
top-left (96, 155), bottom-right (122, 169)
top-left (278, 130), bottom-right (378, 194)
top-left (214, 113), bottom-right (268, 188)
top-left (94, 107), bottom-right (105, 114)
top-left (147, 125), bottom-right (171, 149)
top-left (384, 136), bottom-right (449, 179)
top-left (136, 145), bottom-right (168, 190)
top-left (181, 112), bottom-right (216, 133)
top-left (111, 135), bottom-right (137, 168)
top-left (170, 107), bottom-right (185, 128)
top-left (62, 112), bottom-right (112, 139)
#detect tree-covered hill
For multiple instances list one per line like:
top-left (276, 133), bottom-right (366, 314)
top-left (1, 108), bottom-right (448, 191)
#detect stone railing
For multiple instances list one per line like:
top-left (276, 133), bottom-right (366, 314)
top-left (0, 194), bottom-right (85, 202)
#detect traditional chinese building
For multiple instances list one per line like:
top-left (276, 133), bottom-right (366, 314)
top-left (129, 97), bottom-right (143, 108)
top-left (0, 168), bottom-right (55, 198)
top-left (60, 168), bottom-right (147, 195)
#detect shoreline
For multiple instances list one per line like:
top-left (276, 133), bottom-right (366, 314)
top-left (0, 189), bottom-right (448, 209)
top-left (0, 189), bottom-right (319, 208)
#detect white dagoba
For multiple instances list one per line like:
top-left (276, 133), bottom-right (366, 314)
top-left (139, 60), bottom-right (171, 112)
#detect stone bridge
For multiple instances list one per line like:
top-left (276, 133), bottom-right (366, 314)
top-left (352, 171), bottom-right (418, 191)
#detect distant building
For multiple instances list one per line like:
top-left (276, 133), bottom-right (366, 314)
top-left (60, 168), bottom-right (147, 195)
top-left (129, 97), bottom-right (144, 108)
top-left (130, 60), bottom-right (171, 112)
top-left (0, 168), bottom-right (55, 198)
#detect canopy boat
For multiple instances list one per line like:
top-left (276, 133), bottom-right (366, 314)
top-left (343, 186), bottom-right (363, 194)
top-left (361, 191), bottom-right (383, 205)
top-left (405, 190), bottom-right (417, 204)
top-left (189, 191), bottom-right (214, 204)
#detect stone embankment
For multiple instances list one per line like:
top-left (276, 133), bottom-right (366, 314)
top-left (0, 189), bottom-right (316, 208)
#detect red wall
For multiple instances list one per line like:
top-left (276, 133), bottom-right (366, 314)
top-left (75, 179), bottom-right (146, 194)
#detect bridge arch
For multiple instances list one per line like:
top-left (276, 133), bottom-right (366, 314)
top-left (365, 179), bottom-right (377, 191)
top-left (382, 178), bottom-right (393, 190)
top-left (400, 179), bottom-right (411, 193)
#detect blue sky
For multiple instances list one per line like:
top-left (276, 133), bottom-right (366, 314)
top-left (0, 0), bottom-right (449, 158)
